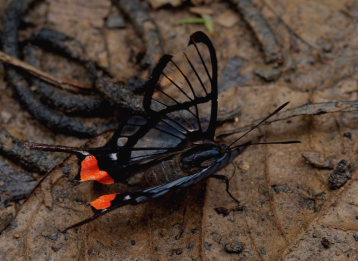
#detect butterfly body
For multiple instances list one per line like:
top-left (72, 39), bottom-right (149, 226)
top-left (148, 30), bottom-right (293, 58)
top-left (126, 142), bottom-right (232, 187)
top-left (27, 31), bottom-right (296, 231)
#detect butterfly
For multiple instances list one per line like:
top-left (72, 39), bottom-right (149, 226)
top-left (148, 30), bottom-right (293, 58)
top-left (27, 31), bottom-right (298, 232)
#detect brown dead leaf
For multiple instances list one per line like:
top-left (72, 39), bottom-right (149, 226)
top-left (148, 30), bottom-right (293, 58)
top-left (0, 0), bottom-right (358, 260)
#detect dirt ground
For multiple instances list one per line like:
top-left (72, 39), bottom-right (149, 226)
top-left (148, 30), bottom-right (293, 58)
top-left (0, 0), bottom-right (357, 260)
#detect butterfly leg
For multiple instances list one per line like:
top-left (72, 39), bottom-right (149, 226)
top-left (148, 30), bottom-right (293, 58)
top-left (210, 174), bottom-right (240, 204)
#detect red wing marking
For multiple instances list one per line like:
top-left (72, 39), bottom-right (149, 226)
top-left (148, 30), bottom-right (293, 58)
top-left (80, 155), bottom-right (114, 184)
top-left (90, 194), bottom-right (117, 210)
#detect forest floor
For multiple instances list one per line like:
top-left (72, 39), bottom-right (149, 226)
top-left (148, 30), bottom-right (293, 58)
top-left (0, 0), bottom-right (357, 260)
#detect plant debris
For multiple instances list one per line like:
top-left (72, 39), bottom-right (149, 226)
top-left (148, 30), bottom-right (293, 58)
top-left (302, 151), bottom-right (334, 169)
top-left (328, 160), bottom-right (354, 190)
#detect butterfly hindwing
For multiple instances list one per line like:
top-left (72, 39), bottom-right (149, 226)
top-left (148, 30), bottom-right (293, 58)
top-left (63, 164), bottom-right (219, 232)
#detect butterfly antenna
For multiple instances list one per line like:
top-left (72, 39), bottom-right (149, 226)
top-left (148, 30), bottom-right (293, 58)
top-left (228, 102), bottom-right (289, 148)
top-left (232, 140), bottom-right (300, 150)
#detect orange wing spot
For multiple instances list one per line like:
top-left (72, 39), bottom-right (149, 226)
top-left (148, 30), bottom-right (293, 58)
top-left (80, 155), bottom-right (114, 184)
top-left (90, 194), bottom-right (117, 210)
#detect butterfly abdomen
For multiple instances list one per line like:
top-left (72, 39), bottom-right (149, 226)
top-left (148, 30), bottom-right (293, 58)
top-left (141, 155), bottom-right (187, 186)
top-left (130, 143), bottom-right (226, 187)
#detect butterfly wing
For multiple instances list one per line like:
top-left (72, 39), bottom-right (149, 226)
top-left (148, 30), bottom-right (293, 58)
top-left (95, 31), bottom-right (218, 181)
top-left (143, 31), bottom-right (218, 140)
top-left (28, 32), bottom-right (220, 231)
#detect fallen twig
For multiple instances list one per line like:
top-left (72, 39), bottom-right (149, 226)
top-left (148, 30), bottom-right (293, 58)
top-left (0, 50), bottom-right (91, 93)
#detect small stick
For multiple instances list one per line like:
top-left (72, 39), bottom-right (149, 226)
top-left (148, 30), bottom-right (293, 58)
top-left (0, 50), bottom-right (91, 92)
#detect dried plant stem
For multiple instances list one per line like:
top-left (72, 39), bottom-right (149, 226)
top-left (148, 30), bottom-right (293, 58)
top-left (0, 50), bottom-right (91, 92)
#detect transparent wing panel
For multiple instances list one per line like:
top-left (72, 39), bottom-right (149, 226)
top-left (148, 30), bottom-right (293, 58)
top-left (148, 38), bottom-right (215, 138)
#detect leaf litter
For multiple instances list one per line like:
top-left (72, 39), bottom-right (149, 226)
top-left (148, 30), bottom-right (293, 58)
top-left (0, 0), bottom-right (358, 260)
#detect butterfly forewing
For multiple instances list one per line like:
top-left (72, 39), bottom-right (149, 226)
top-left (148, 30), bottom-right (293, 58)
top-left (144, 32), bottom-right (218, 140)
top-left (156, 42), bottom-right (212, 104)
top-left (105, 32), bottom-right (218, 170)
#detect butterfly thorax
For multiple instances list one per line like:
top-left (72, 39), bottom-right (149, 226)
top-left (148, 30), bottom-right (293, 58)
top-left (181, 143), bottom-right (227, 173)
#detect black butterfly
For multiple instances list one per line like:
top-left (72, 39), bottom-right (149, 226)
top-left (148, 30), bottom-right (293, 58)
top-left (27, 32), bottom-right (298, 232)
